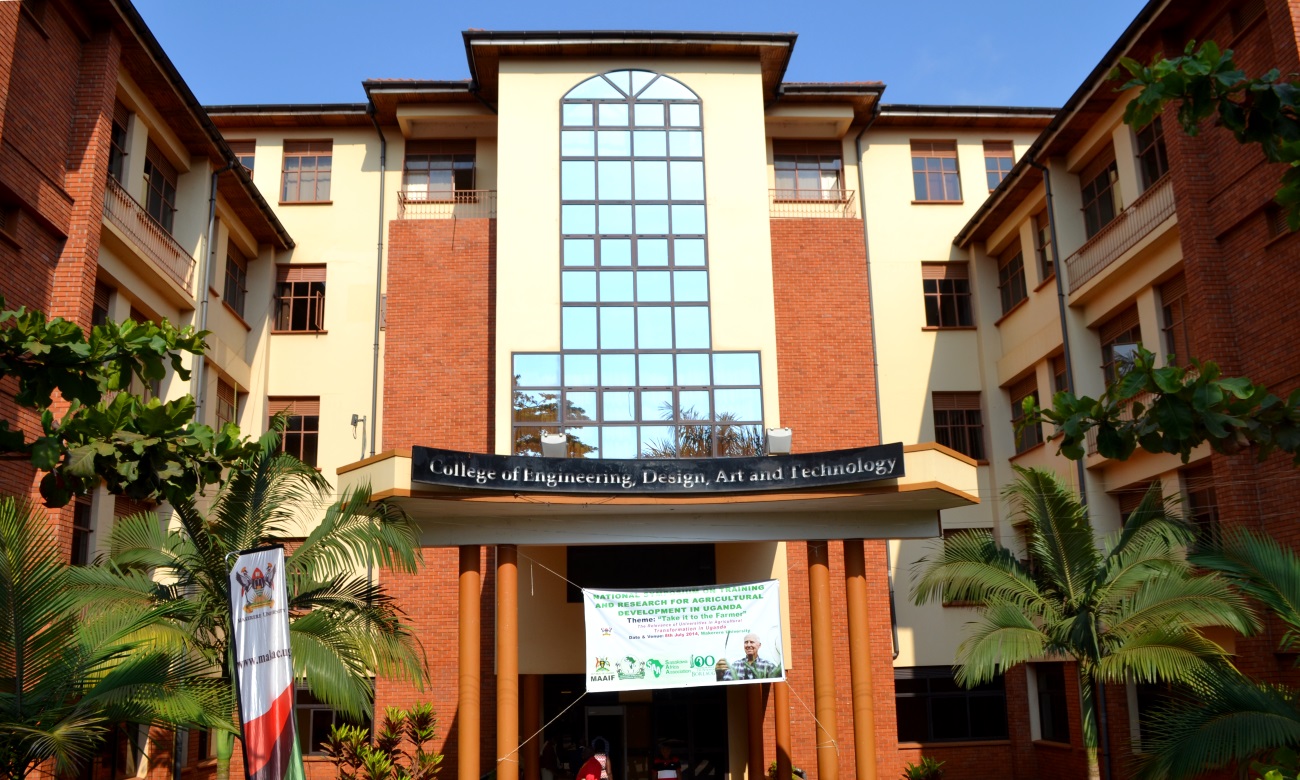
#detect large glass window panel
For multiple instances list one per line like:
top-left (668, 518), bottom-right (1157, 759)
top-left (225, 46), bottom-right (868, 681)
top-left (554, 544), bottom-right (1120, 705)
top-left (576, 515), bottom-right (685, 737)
top-left (641, 391), bottom-right (674, 420)
top-left (604, 71), bottom-right (632, 95)
top-left (598, 161), bottom-right (632, 200)
top-left (562, 205), bottom-right (595, 234)
top-left (713, 353), bottom-right (760, 385)
top-left (637, 271), bottom-right (672, 302)
top-left (669, 131), bottom-right (703, 157)
top-left (718, 425), bottom-right (763, 457)
top-left (599, 271), bottom-right (634, 302)
top-left (514, 354), bottom-right (561, 387)
top-left (597, 131), bottom-right (631, 157)
top-left (563, 104), bottom-right (594, 126)
top-left (602, 426), bottom-right (638, 459)
top-left (639, 77), bottom-right (696, 101)
top-left (639, 354), bottom-right (674, 386)
top-left (672, 205), bottom-right (706, 234)
top-left (637, 307), bottom-right (673, 349)
top-left (567, 427), bottom-right (600, 458)
top-left (562, 271), bottom-right (597, 302)
top-left (669, 103), bottom-right (702, 126)
top-left (634, 103), bottom-right (665, 126)
top-left (598, 103), bottom-right (630, 126)
top-left (639, 238), bottom-right (669, 266)
top-left (634, 161), bottom-right (669, 200)
top-left (562, 131), bottom-right (595, 157)
top-left (562, 307), bottom-right (596, 349)
top-left (669, 161), bottom-right (705, 200)
top-left (715, 389), bottom-right (763, 421)
top-left (603, 391), bottom-right (636, 422)
top-left (562, 162), bottom-right (596, 199)
top-left (677, 353), bottom-right (711, 385)
top-left (566, 392), bottom-right (597, 422)
top-left (565, 354), bottom-right (598, 386)
top-left (633, 131), bottom-right (667, 157)
top-left (674, 271), bottom-right (709, 302)
top-left (635, 205), bottom-right (670, 235)
top-left (599, 307), bottom-right (635, 349)
top-left (567, 76), bottom-right (623, 100)
top-left (674, 307), bottom-right (711, 349)
top-left (513, 388), bottom-right (560, 423)
top-left (601, 239), bottom-right (632, 266)
top-left (601, 354), bottom-right (636, 386)
top-left (599, 205), bottom-right (632, 234)
top-left (640, 425), bottom-right (676, 457)
top-left (564, 238), bottom-right (595, 266)
top-left (675, 238), bottom-right (706, 266)
top-left (679, 390), bottom-right (711, 419)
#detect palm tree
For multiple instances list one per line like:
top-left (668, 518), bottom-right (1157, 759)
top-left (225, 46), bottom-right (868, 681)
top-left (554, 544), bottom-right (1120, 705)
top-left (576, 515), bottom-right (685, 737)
top-left (69, 431), bottom-right (426, 780)
top-left (0, 496), bottom-right (230, 780)
top-left (1135, 528), bottom-right (1300, 779)
top-left (912, 466), bottom-right (1257, 780)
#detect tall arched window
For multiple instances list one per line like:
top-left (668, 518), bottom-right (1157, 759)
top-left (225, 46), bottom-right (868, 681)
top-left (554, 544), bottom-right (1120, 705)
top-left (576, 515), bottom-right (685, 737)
top-left (512, 70), bottom-right (765, 459)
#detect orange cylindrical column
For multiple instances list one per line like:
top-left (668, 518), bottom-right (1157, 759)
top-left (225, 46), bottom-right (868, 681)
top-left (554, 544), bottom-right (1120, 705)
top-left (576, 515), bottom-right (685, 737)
top-left (807, 541), bottom-right (839, 780)
top-left (522, 674), bottom-right (542, 780)
top-left (459, 545), bottom-right (481, 780)
top-left (774, 682), bottom-right (792, 780)
top-left (497, 545), bottom-right (520, 780)
top-left (844, 540), bottom-right (877, 780)
top-left (747, 684), bottom-right (764, 780)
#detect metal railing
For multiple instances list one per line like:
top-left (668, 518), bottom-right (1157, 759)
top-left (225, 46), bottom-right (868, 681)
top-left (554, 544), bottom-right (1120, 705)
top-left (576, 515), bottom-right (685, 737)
top-left (768, 188), bottom-right (858, 219)
top-left (1065, 176), bottom-right (1175, 292)
top-left (398, 189), bottom-right (496, 219)
top-left (102, 176), bottom-right (196, 290)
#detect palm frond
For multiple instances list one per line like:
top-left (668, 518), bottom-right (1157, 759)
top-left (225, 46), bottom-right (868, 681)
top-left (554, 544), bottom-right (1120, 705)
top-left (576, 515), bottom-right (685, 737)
top-left (1004, 467), bottom-right (1100, 607)
top-left (290, 611), bottom-right (376, 720)
top-left (1192, 527), bottom-right (1300, 652)
top-left (911, 528), bottom-right (1053, 614)
top-left (288, 484), bottom-right (420, 580)
top-left (1105, 572), bottom-right (1258, 638)
top-left (1135, 671), bottom-right (1300, 780)
top-left (1094, 627), bottom-right (1230, 683)
top-left (1101, 481), bottom-right (1195, 566)
top-left (101, 511), bottom-right (180, 572)
top-left (953, 601), bottom-right (1051, 686)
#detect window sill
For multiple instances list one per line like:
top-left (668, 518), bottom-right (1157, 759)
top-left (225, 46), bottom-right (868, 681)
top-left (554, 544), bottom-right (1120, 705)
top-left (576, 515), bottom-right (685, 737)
top-left (1009, 440), bottom-right (1047, 461)
top-left (1266, 229), bottom-right (1296, 249)
top-left (278, 200), bottom-right (333, 206)
top-left (1033, 274), bottom-right (1057, 293)
top-left (912, 200), bottom-right (965, 205)
top-left (222, 300), bottom-right (252, 331)
top-left (897, 740), bottom-right (1010, 749)
top-left (1032, 740), bottom-right (1073, 750)
top-left (271, 329), bottom-right (329, 335)
top-left (209, 286), bottom-right (221, 299)
top-left (922, 325), bottom-right (978, 331)
top-left (0, 228), bottom-right (20, 250)
top-left (993, 297), bottom-right (1029, 326)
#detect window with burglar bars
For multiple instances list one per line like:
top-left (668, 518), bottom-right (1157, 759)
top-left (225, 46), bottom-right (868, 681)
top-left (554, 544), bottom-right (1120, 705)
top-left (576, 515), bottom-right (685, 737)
top-left (932, 392), bottom-right (984, 460)
top-left (511, 69), bottom-right (767, 459)
top-left (997, 242), bottom-right (1027, 315)
top-left (281, 140), bottom-right (332, 202)
top-left (1009, 373), bottom-right (1041, 454)
top-left (1160, 273), bottom-right (1190, 367)
top-left (109, 100), bottom-right (129, 184)
top-left (922, 263), bottom-right (973, 328)
top-left (403, 140), bottom-right (476, 200)
top-left (911, 141), bottom-right (962, 202)
top-left (274, 265), bottom-right (325, 332)
top-left (1136, 116), bottom-right (1169, 191)
top-left (1080, 151), bottom-right (1119, 239)
top-left (216, 378), bottom-right (236, 429)
top-left (984, 140), bottom-right (1014, 190)
top-left (224, 241), bottom-right (248, 319)
top-left (895, 666), bottom-right (1009, 743)
top-left (1099, 306), bottom-right (1142, 384)
top-left (143, 142), bottom-right (178, 234)
top-left (1035, 211), bottom-right (1054, 282)
top-left (268, 397), bottom-right (319, 467)
top-left (773, 140), bottom-right (844, 200)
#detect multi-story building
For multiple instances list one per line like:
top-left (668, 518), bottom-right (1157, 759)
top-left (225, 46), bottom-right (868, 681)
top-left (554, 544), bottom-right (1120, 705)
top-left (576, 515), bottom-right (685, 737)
top-left (2, 1), bottom-right (1297, 780)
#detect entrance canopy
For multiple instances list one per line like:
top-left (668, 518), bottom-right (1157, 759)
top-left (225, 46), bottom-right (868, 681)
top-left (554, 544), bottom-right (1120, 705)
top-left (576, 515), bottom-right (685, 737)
top-left (336, 443), bottom-right (977, 545)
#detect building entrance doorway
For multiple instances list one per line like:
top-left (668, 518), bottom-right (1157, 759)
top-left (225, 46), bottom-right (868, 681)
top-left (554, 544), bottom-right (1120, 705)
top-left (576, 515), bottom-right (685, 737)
top-left (546, 676), bottom-right (727, 780)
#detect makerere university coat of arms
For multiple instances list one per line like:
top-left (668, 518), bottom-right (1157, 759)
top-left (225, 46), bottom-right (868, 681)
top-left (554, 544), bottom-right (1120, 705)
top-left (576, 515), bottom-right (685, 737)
top-left (234, 562), bottom-right (276, 614)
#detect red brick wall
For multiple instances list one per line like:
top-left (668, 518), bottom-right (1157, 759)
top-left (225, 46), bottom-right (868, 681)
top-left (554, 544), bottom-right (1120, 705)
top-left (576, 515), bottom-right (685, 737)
top-left (382, 218), bottom-right (496, 453)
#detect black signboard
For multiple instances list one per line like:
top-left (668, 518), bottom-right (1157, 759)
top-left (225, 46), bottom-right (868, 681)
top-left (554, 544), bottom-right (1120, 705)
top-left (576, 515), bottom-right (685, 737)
top-left (410, 442), bottom-right (905, 495)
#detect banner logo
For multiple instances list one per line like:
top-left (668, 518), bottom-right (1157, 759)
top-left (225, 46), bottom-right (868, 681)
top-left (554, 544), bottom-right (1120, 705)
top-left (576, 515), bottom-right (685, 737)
top-left (235, 563), bottom-right (277, 614)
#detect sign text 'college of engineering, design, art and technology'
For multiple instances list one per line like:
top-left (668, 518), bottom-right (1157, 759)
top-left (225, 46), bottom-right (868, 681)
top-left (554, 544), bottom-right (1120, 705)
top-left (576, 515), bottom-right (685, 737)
top-left (410, 442), bottom-right (904, 495)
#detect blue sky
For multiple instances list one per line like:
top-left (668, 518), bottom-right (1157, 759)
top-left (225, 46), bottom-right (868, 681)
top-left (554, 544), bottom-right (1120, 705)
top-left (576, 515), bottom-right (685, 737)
top-left (133, 0), bottom-right (1150, 107)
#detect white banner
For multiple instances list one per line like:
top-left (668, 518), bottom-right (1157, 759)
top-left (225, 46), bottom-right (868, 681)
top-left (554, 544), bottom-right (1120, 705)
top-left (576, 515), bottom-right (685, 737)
top-left (228, 547), bottom-right (305, 780)
top-left (583, 580), bottom-right (785, 692)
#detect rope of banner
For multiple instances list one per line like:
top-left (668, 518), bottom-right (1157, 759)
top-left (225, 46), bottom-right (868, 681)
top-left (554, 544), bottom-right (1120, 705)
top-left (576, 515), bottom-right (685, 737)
top-left (784, 681), bottom-right (841, 757)
top-left (518, 549), bottom-right (583, 591)
top-left (498, 690), bottom-right (589, 766)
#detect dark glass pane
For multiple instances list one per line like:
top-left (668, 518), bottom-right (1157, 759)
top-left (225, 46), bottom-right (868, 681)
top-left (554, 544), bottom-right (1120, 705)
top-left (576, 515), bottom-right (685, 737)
top-left (895, 697), bottom-right (929, 742)
top-left (924, 297), bottom-right (940, 327)
top-left (301, 432), bottom-right (318, 467)
top-left (956, 292), bottom-right (973, 326)
top-left (928, 676), bottom-right (961, 694)
top-left (894, 678), bottom-right (929, 695)
top-left (968, 695), bottom-right (1009, 739)
top-left (930, 696), bottom-right (970, 740)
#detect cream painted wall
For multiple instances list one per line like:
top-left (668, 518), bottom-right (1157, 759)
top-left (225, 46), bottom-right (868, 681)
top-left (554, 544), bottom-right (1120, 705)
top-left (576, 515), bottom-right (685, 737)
top-left (492, 58), bottom-right (781, 455)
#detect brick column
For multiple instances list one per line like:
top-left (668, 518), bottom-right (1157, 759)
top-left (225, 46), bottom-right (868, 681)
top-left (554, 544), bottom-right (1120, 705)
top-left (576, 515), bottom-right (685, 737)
top-left (497, 545), bottom-right (519, 780)
top-left (460, 546), bottom-right (482, 780)
top-left (807, 541), bottom-right (838, 780)
top-left (844, 540), bottom-right (877, 780)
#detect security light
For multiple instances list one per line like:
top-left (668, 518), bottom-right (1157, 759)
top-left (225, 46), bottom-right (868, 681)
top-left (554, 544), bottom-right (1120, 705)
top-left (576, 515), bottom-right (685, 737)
top-left (766, 428), bottom-right (792, 455)
top-left (541, 432), bottom-right (568, 458)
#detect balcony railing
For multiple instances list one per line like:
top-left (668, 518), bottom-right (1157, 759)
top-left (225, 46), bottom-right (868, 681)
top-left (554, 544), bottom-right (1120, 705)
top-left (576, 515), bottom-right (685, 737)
top-left (1065, 176), bottom-right (1175, 292)
top-left (398, 189), bottom-right (496, 219)
top-left (769, 188), bottom-right (858, 219)
top-left (102, 176), bottom-right (195, 290)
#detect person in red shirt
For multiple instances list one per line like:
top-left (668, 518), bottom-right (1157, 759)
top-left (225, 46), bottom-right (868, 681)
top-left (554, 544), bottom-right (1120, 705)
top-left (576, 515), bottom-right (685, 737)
top-left (576, 738), bottom-right (610, 780)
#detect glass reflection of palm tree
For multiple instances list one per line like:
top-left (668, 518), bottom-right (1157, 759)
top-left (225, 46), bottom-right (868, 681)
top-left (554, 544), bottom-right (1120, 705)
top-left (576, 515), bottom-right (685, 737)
top-left (512, 376), bottom-right (597, 457)
top-left (641, 402), bottom-right (764, 459)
